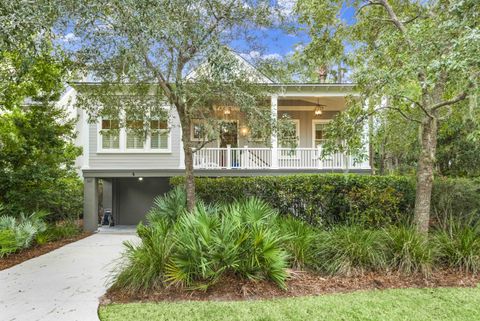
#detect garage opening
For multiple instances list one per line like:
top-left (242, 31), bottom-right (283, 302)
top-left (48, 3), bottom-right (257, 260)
top-left (100, 177), bottom-right (172, 226)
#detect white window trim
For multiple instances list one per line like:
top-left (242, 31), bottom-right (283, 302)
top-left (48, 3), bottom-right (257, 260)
top-left (312, 119), bottom-right (331, 148)
top-left (97, 116), bottom-right (172, 154)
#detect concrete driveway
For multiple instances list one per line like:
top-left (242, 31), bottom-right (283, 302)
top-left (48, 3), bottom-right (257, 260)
top-left (0, 227), bottom-right (138, 321)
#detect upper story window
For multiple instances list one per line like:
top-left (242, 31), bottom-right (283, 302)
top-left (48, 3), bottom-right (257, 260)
top-left (150, 119), bottom-right (169, 149)
top-left (98, 114), bottom-right (171, 153)
top-left (101, 119), bottom-right (120, 149)
top-left (126, 120), bottom-right (145, 149)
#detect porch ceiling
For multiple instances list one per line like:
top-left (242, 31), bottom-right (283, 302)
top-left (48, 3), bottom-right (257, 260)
top-left (278, 96), bottom-right (347, 111)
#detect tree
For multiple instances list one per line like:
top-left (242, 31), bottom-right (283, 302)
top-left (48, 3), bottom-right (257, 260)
top-left (67, 0), bottom-right (285, 209)
top-left (296, 0), bottom-right (480, 233)
top-left (0, 1), bottom-right (82, 220)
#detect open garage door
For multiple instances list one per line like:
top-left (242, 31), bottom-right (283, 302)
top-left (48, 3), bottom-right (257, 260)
top-left (113, 177), bottom-right (172, 225)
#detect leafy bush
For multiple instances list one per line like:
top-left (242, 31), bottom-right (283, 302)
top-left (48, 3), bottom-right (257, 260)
top-left (433, 218), bottom-right (480, 273)
top-left (171, 174), bottom-right (415, 227)
top-left (111, 221), bottom-right (174, 293)
top-left (166, 199), bottom-right (289, 289)
top-left (113, 197), bottom-right (289, 291)
top-left (146, 186), bottom-right (187, 226)
top-left (312, 225), bottom-right (387, 275)
top-left (36, 220), bottom-right (82, 244)
top-left (384, 226), bottom-right (433, 275)
top-left (431, 178), bottom-right (480, 228)
top-left (0, 210), bottom-right (49, 257)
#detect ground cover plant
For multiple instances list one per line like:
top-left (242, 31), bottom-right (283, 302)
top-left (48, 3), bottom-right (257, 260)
top-left (0, 204), bottom-right (83, 259)
top-left (109, 187), bottom-right (480, 298)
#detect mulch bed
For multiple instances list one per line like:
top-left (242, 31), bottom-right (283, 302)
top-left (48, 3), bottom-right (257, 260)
top-left (0, 232), bottom-right (92, 271)
top-left (103, 269), bottom-right (480, 304)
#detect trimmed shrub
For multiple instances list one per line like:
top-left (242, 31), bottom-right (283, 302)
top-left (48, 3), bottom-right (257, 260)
top-left (312, 225), bottom-right (387, 275)
top-left (171, 175), bottom-right (480, 228)
top-left (171, 174), bottom-right (415, 227)
top-left (384, 226), bottom-right (433, 275)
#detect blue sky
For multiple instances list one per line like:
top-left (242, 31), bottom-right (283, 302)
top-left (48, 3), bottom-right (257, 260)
top-left (236, 1), bottom-right (356, 61)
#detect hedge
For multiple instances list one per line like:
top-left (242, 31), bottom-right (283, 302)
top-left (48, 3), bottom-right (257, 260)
top-left (170, 174), bottom-right (480, 227)
top-left (170, 174), bottom-right (415, 227)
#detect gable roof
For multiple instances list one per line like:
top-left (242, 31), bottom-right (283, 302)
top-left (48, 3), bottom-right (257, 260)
top-left (185, 50), bottom-right (274, 84)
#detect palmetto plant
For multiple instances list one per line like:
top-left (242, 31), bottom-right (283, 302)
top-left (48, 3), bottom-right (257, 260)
top-left (146, 187), bottom-right (187, 226)
top-left (0, 210), bottom-right (49, 257)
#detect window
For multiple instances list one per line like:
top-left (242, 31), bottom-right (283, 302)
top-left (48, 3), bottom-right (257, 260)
top-left (126, 120), bottom-right (144, 149)
top-left (312, 121), bottom-right (329, 148)
top-left (150, 119), bottom-right (169, 149)
top-left (101, 119), bottom-right (120, 149)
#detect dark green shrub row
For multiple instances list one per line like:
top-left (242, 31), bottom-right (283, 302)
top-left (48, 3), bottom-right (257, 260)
top-left (171, 174), bottom-right (416, 227)
top-left (171, 174), bottom-right (480, 228)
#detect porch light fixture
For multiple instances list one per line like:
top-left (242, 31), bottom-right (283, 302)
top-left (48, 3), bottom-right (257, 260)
top-left (314, 99), bottom-right (326, 116)
top-left (224, 107), bottom-right (231, 115)
top-left (138, 177), bottom-right (143, 181)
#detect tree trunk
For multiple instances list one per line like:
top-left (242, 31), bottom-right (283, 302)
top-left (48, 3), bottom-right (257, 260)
top-left (181, 118), bottom-right (196, 211)
top-left (413, 113), bottom-right (438, 233)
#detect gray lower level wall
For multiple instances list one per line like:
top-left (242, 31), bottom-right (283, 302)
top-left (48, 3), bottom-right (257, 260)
top-left (112, 177), bottom-right (171, 225)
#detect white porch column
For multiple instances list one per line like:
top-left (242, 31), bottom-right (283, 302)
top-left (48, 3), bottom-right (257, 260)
top-left (271, 94), bottom-right (278, 169)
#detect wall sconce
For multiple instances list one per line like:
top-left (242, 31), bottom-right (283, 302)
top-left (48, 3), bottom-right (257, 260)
top-left (240, 126), bottom-right (249, 137)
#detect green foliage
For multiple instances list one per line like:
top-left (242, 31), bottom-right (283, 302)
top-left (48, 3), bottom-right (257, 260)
top-left (166, 199), bottom-right (289, 289)
top-left (146, 187), bottom-right (187, 226)
top-left (111, 222), bottom-right (175, 293)
top-left (431, 178), bottom-right (480, 227)
top-left (0, 210), bottom-right (49, 257)
top-left (384, 226), bottom-right (432, 275)
top-left (0, 104), bottom-right (83, 221)
top-left (276, 216), bottom-right (318, 269)
top-left (113, 197), bottom-right (289, 291)
top-left (312, 226), bottom-right (387, 275)
top-left (36, 220), bottom-right (82, 244)
top-left (171, 174), bottom-right (415, 227)
top-left (434, 219), bottom-right (480, 274)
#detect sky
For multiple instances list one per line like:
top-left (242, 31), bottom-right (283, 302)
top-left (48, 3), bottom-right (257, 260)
top-left (235, 1), bottom-right (356, 62)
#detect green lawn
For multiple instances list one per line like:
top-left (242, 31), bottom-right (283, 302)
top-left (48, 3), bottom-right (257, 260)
top-left (99, 286), bottom-right (480, 321)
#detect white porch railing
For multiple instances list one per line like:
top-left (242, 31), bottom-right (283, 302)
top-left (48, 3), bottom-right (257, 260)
top-left (193, 146), bottom-right (370, 170)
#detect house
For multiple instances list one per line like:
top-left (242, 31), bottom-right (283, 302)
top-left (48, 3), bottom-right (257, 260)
top-left (70, 55), bottom-right (371, 231)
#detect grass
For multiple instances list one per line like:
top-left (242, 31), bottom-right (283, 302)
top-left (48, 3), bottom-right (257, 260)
top-left (99, 286), bottom-right (480, 321)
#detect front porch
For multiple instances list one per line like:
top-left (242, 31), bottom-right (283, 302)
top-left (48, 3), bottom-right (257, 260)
top-left (188, 85), bottom-right (370, 171)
